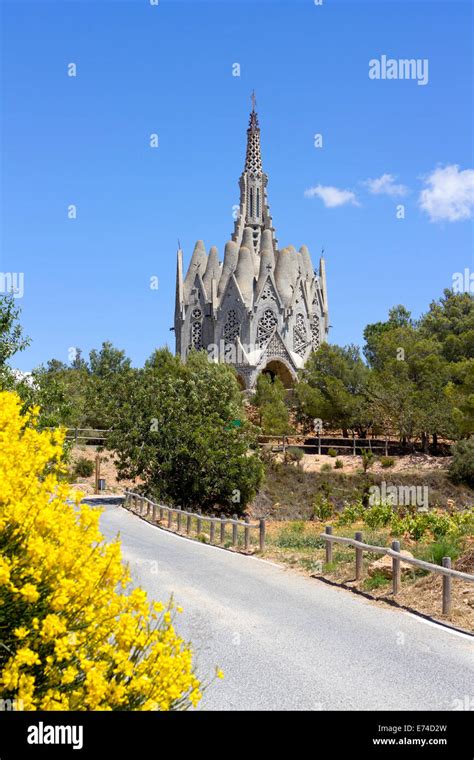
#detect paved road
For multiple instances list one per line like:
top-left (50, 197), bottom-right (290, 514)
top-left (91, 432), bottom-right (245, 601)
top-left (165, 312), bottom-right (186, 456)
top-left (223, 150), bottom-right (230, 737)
top-left (99, 503), bottom-right (473, 711)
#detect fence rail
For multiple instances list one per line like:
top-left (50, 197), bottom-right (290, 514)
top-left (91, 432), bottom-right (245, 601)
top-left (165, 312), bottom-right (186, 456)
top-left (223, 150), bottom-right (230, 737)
top-left (259, 434), bottom-right (454, 456)
top-left (42, 427), bottom-right (110, 443)
top-left (124, 491), bottom-right (265, 552)
top-left (321, 526), bottom-right (474, 616)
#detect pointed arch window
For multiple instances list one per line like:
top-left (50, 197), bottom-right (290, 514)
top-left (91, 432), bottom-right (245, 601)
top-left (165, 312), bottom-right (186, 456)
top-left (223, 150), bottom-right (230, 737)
top-left (249, 187), bottom-right (254, 217)
top-left (256, 188), bottom-right (260, 218)
top-left (257, 308), bottom-right (278, 348)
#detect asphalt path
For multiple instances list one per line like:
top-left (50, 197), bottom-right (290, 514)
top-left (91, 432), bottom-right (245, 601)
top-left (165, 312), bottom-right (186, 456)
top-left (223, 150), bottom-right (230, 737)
top-left (98, 502), bottom-right (473, 711)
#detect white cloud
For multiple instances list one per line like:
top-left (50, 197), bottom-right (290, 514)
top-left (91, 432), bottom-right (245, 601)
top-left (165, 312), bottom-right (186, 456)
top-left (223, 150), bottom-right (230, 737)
top-left (364, 173), bottom-right (408, 196)
top-left (419, 164), bottom-right (474, 222)
top-left (304, 184), bottom-right (359, 208)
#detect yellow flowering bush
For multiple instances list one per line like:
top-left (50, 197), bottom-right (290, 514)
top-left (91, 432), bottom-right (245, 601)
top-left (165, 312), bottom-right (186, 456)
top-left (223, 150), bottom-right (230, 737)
top-left (0, 391), bottom-right (204, 710)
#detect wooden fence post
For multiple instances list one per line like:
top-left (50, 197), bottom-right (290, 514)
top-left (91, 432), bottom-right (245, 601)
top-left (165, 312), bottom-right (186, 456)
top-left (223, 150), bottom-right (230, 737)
top-left (385, 436), bottom-right (388, 457)
top-left (152, 503), bottom-right (157, 522)
top-left (167, 509), bottom-right (172, 529)
top-left (186, 513), bottom-right (192, 535)
top-left (318, 432), bottom-right (321, 456)
top-left (210, 516), bottom-right (215, 544)
top-left (355, 531), bottom-right (363, 580)
top-left (197, 512), bottom-right (202, 535)
top-left (325, 525), bottom-right (333, 565)
top-left (232, 515), bottom-right (238, 546)
top-left (159, 506), bottom-right (164, 522)
top-left (177, 508), bottom-right (182, 533)
top-left (353, 432), bottom-right (356, 456)
top-left (220, 519), bottom-right (226, 545)
top-left (259, 519), bottom-right (266, 552)
top-left (244, 516), bottom-right (250, 551)
top-left (392, 540), bottom-right (401, 596)
top-left (442, 557), bottom-right (452, 616)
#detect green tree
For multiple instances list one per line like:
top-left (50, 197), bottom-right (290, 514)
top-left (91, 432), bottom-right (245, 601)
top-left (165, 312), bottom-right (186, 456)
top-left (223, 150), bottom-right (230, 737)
top-left (0, 294), bottom-right (31, 388)
top-left (107, 352), bottom-right (263, 514)
top-left (418, 289), bottom-right (474, 363)
top-left (296, 343), bottom-right (371, 436)
top-left (85, 341), bottom-right (132, 429)
top-left (363, 305), bottom-right (413, 368)
top-left (254, 374), bottom-right (291, 455)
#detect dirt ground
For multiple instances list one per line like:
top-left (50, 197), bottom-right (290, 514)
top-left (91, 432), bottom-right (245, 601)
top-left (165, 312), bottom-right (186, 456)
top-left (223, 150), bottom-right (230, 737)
top-left (68, 446), bottom-right (139, 496)
top-left (297, 452), bottom-right (450, 475)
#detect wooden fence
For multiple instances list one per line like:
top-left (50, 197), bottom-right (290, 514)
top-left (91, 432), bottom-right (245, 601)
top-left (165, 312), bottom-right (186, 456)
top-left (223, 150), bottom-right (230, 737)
top-left (321, 526), bottom-right (474, 616)
top-left (124, 491), bottom-right (266, 552)
top-left (42, 427), bottom-right (109, 444)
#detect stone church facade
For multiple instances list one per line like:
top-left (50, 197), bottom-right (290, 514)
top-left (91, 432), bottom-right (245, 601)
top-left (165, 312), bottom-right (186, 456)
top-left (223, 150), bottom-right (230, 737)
top-left (174, 98), bottom-right (329, 389)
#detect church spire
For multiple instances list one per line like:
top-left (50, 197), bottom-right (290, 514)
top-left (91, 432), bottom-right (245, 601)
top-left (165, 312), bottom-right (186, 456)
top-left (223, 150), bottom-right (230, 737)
top-left (232, 93), bottom-right (277, 254)
top-left (244, 91), bottom-right (263, 175)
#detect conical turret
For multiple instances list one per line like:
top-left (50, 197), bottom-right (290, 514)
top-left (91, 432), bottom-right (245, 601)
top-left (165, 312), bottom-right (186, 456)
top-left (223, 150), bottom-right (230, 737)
top-left (203, 245), bottom-right (220, 299)
top-left (234, 246), bottom-right (254, 306)
top-left (184, 240), bottom-right (207, 299)
top-left (299, 245), bottom-right (314, 280)
top-left (218, 240), bottom-right (239, 298)
top-left (275, 247), bottom-right (296, 306)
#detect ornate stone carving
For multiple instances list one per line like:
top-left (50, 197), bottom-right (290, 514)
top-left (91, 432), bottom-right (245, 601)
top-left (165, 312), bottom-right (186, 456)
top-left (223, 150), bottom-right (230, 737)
top-left (311, 315), bottom-right (320, 351)
top-left (266, 331), bottom-right (287, 359)
top-left (293, 313), bottom-right (308, 357)
top-left (223, 309), bottom-right (240, 344)
top-left (257, 308), bottom-right (278, 347)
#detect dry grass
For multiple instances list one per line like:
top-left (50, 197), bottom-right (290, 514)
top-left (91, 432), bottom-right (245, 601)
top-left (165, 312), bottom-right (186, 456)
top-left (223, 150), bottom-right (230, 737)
top-left (261, 520), bottom-right (474, 632)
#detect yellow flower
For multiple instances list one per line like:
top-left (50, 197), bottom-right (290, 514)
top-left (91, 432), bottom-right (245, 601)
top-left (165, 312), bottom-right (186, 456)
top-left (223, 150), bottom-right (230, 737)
top-left (0, 556), bottom-right (11, 585)
top-left (216, 668), bottom-right (224, 680)
top-left (14, 647), bottom-right (41, 667)
top-left (18, 583), bottom-right (39, 603)
top-left (0, 391), bottom-right (203, 711)
top-left (40, 614), bottom-right (66, 640)
top-left (13, 627), bottom-right (29, 640)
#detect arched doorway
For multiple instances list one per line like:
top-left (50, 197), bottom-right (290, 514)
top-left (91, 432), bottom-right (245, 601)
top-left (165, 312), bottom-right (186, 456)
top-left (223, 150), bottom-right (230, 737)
top-left (259, 359), bottom-right (295, 389)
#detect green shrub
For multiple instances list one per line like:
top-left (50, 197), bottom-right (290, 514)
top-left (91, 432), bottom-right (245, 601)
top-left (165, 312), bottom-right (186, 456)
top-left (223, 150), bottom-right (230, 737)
top-left (361, 449), bottom-right (375, 472)
top-left (312, 495), bottom-right (334, 521)
top-left (321, 463), bottom-right (332, 472)
top-left (418, 537), bottom-right (462, 566)
top-left (73, 457), bottom-right (94, 478)
top-left (380, 456), bottom-right (395, 469)
top-left (450, 508), bottom-right (474, 536)
top-left (334, 458), bottom-right (344, 469)
top-left (337, 499), bottom-right (365, 526)
top-left (286, 446), bottom-right (304, 463)
top-left (364, 502), bottom-right (394, 529)
top-left (327, 448), bottom-right (337, 457)
top-left (449, 439), bottom-right (474, 487)
top-left (363, 571), bottom-right (390, 591)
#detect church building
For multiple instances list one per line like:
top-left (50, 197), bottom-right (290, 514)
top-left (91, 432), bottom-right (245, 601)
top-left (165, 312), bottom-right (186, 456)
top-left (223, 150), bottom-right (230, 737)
top-left (174, 97), bottom-right (329, 389)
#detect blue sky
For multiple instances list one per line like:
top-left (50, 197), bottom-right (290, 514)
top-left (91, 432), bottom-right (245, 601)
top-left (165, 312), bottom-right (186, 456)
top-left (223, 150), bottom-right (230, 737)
top-left (2, 0), bottom-right (473, 371)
